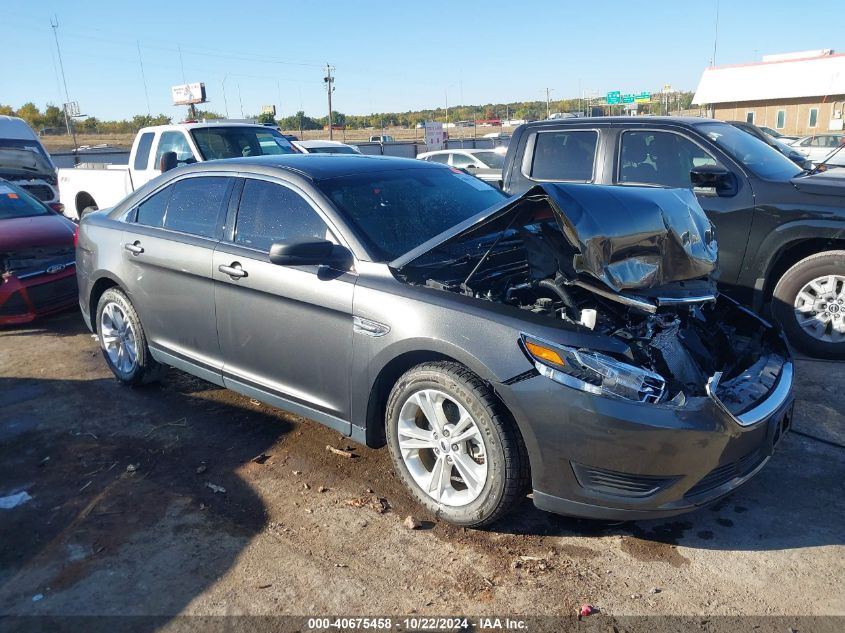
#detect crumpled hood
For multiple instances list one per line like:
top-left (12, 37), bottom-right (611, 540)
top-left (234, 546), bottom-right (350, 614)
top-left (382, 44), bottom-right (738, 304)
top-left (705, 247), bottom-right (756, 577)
top-left (391, 183), bottom-right (718, 292)
top-left (0, 148), bottom-right (55, 177)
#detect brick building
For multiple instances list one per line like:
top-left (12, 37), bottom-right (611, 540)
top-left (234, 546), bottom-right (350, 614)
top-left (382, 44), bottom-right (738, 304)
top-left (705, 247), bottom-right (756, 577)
top-left (692, 50), bottom-right (845, 136)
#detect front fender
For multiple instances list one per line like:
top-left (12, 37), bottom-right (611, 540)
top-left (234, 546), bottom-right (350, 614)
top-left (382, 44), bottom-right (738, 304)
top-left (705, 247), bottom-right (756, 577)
top-left (747, 219), bottom-right (845, 293)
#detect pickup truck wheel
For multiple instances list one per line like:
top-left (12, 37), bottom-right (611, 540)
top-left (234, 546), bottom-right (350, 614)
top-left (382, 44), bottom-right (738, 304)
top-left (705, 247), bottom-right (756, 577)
top-left (96, 288), bottom-right (166, 385)
top-left (772, 251), bottom-right (845, 359)
top-left (385, 361), bottom-right (530, 527)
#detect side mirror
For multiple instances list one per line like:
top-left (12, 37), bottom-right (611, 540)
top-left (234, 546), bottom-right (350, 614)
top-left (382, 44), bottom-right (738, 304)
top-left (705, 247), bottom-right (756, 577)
top-left (690, 164), bottom-right (737, 196)
top-left (464, 164), bottom-right (477, 170)
top-left (159, 151), bottom-right (178, 173)
top-left (268, 238), bottom-right (353, 269)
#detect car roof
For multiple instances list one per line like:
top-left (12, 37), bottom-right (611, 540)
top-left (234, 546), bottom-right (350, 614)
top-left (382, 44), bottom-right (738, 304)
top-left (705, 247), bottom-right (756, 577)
top-left (139, 121), bottom-right (273, 134)
top-left (520, 116), bottom-right (720, 128)
top-left (0, 115), bottom-right (41, 140)
top-left (179, 154), bottom-right (441, 181)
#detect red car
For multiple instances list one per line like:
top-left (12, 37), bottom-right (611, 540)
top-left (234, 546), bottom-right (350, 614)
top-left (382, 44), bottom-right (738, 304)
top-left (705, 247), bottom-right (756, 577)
top-left (0, 180), bottom-right (77, 325)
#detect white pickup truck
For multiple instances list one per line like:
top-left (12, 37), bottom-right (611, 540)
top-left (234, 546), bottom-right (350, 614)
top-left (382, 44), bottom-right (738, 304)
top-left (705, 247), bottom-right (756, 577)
top-left (58, 121), bottom-right (298, 220)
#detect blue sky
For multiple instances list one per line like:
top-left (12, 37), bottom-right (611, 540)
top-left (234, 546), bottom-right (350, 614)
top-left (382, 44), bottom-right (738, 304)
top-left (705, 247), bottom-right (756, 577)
top-left (2, 0), bottom-right (842, 120)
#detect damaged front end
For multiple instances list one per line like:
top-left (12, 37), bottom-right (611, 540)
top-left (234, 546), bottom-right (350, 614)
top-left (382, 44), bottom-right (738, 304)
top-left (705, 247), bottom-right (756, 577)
top-left (391, 183), bottom-right (791, 420)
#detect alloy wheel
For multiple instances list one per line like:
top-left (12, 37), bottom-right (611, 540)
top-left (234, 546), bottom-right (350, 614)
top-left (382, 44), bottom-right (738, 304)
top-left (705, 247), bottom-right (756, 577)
top-left (793, 274), bottom-right (845, 343)
top-left (100, 301), bottom-right (139, 374)
top-left (396, 388), bottom-right (488, 506)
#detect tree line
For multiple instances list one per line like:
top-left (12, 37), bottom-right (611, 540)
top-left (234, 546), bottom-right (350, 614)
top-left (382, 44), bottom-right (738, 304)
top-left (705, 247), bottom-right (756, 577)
top-left (2, 93), bottom-right (694, 135)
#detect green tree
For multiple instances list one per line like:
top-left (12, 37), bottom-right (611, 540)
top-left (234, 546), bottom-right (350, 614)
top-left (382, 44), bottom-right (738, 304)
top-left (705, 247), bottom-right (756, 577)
top-left (15, 102), bottom-right (43, 129)
top-left (43, 104), bottom-right (64, 128)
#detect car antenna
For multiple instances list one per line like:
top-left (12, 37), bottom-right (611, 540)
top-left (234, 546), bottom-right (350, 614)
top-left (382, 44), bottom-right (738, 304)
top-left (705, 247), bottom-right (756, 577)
top-left (460, 210), bottom-right (523, 294)
top-left (808, 143), bottom-right (845, 175)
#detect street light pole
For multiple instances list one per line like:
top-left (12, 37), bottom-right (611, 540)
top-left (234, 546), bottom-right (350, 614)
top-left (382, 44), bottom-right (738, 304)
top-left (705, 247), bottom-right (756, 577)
top-left (324, 63), bottom-right (335, 140)
top-left (50, 16), bottom-right (79, 161)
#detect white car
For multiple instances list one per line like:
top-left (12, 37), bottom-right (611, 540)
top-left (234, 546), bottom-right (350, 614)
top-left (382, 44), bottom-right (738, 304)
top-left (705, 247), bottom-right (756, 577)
top-left (58, 121), bottom-right (297, 220)
top-left (789, 133), bottom-right (845, 163)
top-left (291, 140), bottom-right (361, 154)
top-left (0, 115), bottom-right (62, 211)
top-left (417, 149), bottom-right (505, 187)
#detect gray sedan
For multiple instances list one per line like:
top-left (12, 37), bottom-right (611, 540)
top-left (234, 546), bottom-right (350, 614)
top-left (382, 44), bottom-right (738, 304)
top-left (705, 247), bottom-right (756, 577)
top-left (76, 155), bottom-right (794, 526)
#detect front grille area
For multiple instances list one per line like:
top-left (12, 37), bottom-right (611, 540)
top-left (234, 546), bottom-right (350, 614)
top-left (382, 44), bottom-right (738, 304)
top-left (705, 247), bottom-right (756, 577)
top-left (0, 292), bottom-right (28, 316)
top-left (685, 450), bottom-right (763, 499)
top-left (5, 246), bottom-right (75, 279)
top-left (572, 463), bottom-right (676, 498)
top-left (20, 184), bottom-right (54, 201)
top-left (26, 276), bottom-right (78, 310)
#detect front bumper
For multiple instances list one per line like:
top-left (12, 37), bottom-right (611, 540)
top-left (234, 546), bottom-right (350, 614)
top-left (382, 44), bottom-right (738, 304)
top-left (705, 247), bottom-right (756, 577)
top-left (497, 360), bottom-right (794, 520)
top-left (0, 267), bottom-right (78, 326)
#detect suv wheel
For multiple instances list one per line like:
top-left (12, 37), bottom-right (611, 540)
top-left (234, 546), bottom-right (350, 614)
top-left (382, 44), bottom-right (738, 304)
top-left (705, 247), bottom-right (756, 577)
top-left (96, 288), bottom-right (166, 385)
top-left (772, 250), bottom-right (845, 359)
top-left (385, 361), bottom-right (529, 527)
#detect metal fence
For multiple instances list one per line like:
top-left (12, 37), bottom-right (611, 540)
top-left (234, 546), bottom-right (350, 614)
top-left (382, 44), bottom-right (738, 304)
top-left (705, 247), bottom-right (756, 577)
top-left (50, 137), bottom-right (509, 167)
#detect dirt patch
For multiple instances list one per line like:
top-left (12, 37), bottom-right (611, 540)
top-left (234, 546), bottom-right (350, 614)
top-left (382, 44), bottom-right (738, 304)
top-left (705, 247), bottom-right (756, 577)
top-left (1, 312), bottom-right (844, 619)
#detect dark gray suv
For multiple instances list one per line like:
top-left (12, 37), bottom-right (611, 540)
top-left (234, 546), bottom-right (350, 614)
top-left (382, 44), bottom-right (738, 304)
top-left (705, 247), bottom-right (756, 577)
top-left (76, 155), bottom-right (794, 526)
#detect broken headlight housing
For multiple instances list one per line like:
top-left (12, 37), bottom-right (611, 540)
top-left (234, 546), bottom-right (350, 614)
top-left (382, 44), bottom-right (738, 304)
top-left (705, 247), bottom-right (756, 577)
top-left (520, 334), bottom-right (666, 404)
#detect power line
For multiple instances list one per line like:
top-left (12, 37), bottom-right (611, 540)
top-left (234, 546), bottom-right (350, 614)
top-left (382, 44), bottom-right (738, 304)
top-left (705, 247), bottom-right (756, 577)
top-left (137, 40), bottom-right (152, 116)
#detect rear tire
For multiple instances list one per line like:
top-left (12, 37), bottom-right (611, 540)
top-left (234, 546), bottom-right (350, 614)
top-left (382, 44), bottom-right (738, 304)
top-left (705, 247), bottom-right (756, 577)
top-left (95, 288), bottom-right (166, 385)
top-left (385, 361), bottom-right (530, 527)
top-left (772, 250), bottom-right (845, 359)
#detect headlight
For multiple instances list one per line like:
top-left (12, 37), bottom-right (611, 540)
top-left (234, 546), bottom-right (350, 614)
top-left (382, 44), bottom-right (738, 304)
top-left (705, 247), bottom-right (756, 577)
top-left (521, 334), bottom-right (666, 403)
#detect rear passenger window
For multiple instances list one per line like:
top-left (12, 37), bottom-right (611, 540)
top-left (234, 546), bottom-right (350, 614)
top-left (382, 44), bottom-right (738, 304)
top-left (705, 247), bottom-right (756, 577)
top-left (162, 177), bottom-right (231, 238)
top-left (136, 185), bottom-right (173, 227)
top-left (530, 131), bottom-right (597, 181)
top-left (235, 179), bottom-right (331, 252)
top-left (619, 131), bottom-right (717, 188)
top-left (134, 132), bottom-right (155, 170)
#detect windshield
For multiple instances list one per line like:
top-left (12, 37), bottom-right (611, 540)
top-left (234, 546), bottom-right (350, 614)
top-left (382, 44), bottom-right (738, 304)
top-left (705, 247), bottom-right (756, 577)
top-left (0, 139), bottom-right (55, 171)
top-left (0, 182), bottom-right (50, 220)
top-left (473, 151), bottom-right (505, 169)
top-left (190, 127), bottom-right (297, 160)
top-left (698, 122), bottom-right (803, 179)
top-left (305, 146), bottom-right (359, 154)
top-left (317, 166), bottom-right (505, 261)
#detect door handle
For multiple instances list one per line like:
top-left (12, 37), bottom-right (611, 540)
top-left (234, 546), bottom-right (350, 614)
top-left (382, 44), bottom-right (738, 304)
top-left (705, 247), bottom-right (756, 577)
top-left (218, 263), bottom-right (248, 279)
top-left (124, 241), bottom-right (144, 255)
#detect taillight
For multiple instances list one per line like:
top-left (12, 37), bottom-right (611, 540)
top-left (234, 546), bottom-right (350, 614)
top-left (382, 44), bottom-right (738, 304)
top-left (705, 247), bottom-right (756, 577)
top-left (73, 225), bottom-right (79, 248)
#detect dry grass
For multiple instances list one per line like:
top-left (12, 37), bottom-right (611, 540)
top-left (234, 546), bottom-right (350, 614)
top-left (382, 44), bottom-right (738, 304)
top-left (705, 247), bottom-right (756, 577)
top-left (40, 125), bottom-right (515, 152)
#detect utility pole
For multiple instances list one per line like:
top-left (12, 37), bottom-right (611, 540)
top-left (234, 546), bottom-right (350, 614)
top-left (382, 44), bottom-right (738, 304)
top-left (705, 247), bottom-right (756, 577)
top-left (324, 63), bottom-right (335, 140)
top-left (546, 88), bottom-right (553, 120)
top-left (50, 16), bottom-right (79, 161)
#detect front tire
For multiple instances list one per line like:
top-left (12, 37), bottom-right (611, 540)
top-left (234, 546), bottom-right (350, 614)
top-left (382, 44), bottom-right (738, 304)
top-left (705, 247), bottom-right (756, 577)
top-left (385, 361), bottom-right (530, 527)
top-left (772, 250), bottom-right (845, 359)
top-left (96, 288), bottom-right (166, 385)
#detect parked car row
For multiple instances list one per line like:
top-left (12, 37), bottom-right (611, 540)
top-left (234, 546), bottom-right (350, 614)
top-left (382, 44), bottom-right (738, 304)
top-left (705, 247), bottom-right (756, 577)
top-left (3, 113), bottom-right (841, 527)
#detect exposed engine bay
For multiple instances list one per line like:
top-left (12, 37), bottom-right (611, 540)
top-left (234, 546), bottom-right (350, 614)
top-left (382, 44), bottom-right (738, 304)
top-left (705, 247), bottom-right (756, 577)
top-left (393, 184), bottom-right (789, 413)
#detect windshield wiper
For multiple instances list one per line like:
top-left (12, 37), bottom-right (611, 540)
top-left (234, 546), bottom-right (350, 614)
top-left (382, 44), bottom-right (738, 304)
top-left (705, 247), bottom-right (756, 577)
top-left (808, 144), bottom-right (845, 175)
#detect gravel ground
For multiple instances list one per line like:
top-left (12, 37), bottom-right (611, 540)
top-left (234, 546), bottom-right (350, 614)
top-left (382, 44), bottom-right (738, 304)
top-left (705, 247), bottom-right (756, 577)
top-left (1, 311), bottom-right (843, 631)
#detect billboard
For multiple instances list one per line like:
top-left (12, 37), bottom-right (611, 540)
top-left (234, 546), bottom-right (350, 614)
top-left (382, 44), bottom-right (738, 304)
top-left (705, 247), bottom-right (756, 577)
top-left (171, 82), bottom-right (207, 106)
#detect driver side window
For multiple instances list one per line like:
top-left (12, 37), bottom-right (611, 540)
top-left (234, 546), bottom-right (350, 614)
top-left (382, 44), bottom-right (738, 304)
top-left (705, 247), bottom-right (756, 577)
top-left (234, 179), bottom-right (334, 252)
top-left (154, 131), bottom-right (196, 169)
top-left (619, 131), bottom-right (717, 188)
